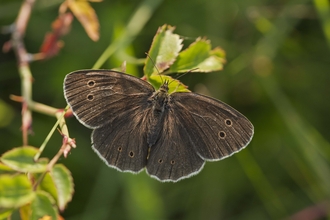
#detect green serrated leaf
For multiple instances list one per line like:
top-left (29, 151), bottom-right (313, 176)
top-left (148, 75), bottom-right (190, 93)
top-left (37, 172), bottom-right (58, 203)
top-left (144, 25), bottom-right (183, 77)
top-left (169, 38), bottom-right (226, 73)
top-left (51, 164), bottom-right (74, 211)
top-left (0, 174), bottom-right (35, 208)
top-left (0, 163), bottom-right (15, 175)
top-left (169, 38), bottom-right (210, 72)
top-left (196, 55), bottom-right (225, 72)
top-left (0, 207), bottom-right (14, 219)
top-left (210, 47), bottom-right (226, 58)
top-left (30, 191), bottom-right (57, 220)
top-left (144, 25), bottom-right (166, 76)
top-left (0, 146), bottom-right (48, 173)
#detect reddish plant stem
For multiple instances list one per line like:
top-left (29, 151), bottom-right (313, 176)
top-left (11, 0), bottom-right (36, 145)
top-left (9, 1), bottom-right (75, 183)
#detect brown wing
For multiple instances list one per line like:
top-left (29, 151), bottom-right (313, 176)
top-left (64, 70), bottom-right (155, 172)
top-left (146, 108), bottom-right (205, 182)
top-left (169, 92), bottom-right (254, 161)
top-left (146, 91), bottom-right (253, 182)
top-left (92, 106), bottom-right (153, 173)
top-left (64, 70), bottom-right (154, 128)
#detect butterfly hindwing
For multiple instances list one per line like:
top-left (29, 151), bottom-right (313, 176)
top-left (146, 108), bottom-right (205, 182)
top-left (92, 101), bottom-right (153, 173)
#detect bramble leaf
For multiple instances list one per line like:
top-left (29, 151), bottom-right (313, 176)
top-left (0, 146), bottom-right (48, 173)
top-left (30, 191), bottom-right (58, 220)
top-left (144, 25), bottom-right (183, 77)
top-left (0, 174), bottom-right (35, 208)
top-left (0, 163), bottom-right (15, 175)
top-left (169, 38), bottom-right (226, 73)
top-left (51, 164), bottom-right (74, 211)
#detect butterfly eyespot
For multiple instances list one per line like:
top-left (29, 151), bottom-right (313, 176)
top-left (170, 160), bottom-right (175, 165)
top-left (87, 94), bottom-right (94, 101)
top-left (158, 159), bottom-right (163, 164)
top-left (218, 131), bottom-right (226, 139)
top-left (129, 151), bottom-right (134, 158)
top-left (87, 80), bottom-right (95, 87)
top-left (117, 147), bottom-right (122, 152)
top-left (225, 119), bottom-right (232, 127)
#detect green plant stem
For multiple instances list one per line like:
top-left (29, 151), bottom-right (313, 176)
top-left (10, 96), bottom-right (72, 161)
top-left (32, 106), bottom-right (72, 192)
top-left (10, 95), bottom-right (60, 117)
top-left (33, 133), bottom-right (70, 191)
top-left (33, 106), bottom-right (70, 161)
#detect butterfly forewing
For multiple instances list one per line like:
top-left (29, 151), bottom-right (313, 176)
top-left (170, 92), bottom-right (254, 160)
top-left (64, 70), bottom-right (154, 128)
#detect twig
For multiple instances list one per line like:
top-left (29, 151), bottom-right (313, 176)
top-left (10, 96), bottom-right (74, 160)
top-left (33, 118), bottom-right (76, 191)
top-left (11, 0), bottom-right (36, 145)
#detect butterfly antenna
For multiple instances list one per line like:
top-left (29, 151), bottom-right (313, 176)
top-left (145, 52), bottom-right (163, 84)
top-left (167, 68), bottom-right (199, 93)
top-left (168, 68), bottom-right (199, 85)
top-left (178, 35), bottom-right (197, 41)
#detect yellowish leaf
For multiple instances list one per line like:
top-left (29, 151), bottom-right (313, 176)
top-left (68, 0), bottom-right (100, 41)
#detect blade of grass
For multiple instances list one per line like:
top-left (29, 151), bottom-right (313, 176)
top-left (313, 0), bottom-right (330, 48)
top-left (93, 0), bottom-right (163, 69)
top-left (236, 150), bottom-right (287, 218)
top-left (227, 0), bottom-right (330, 215)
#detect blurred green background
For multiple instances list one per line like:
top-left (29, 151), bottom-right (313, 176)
top-left (1, 0), bottom-right (330, 219)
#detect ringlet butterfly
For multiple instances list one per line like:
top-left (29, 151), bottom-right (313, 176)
top-left (64, 70), bottom-right (253, 182)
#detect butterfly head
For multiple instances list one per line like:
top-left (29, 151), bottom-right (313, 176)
top-left (159, 80), bottom-right (169, 94)
top-left (151, 80), bottom-right (170, 112)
